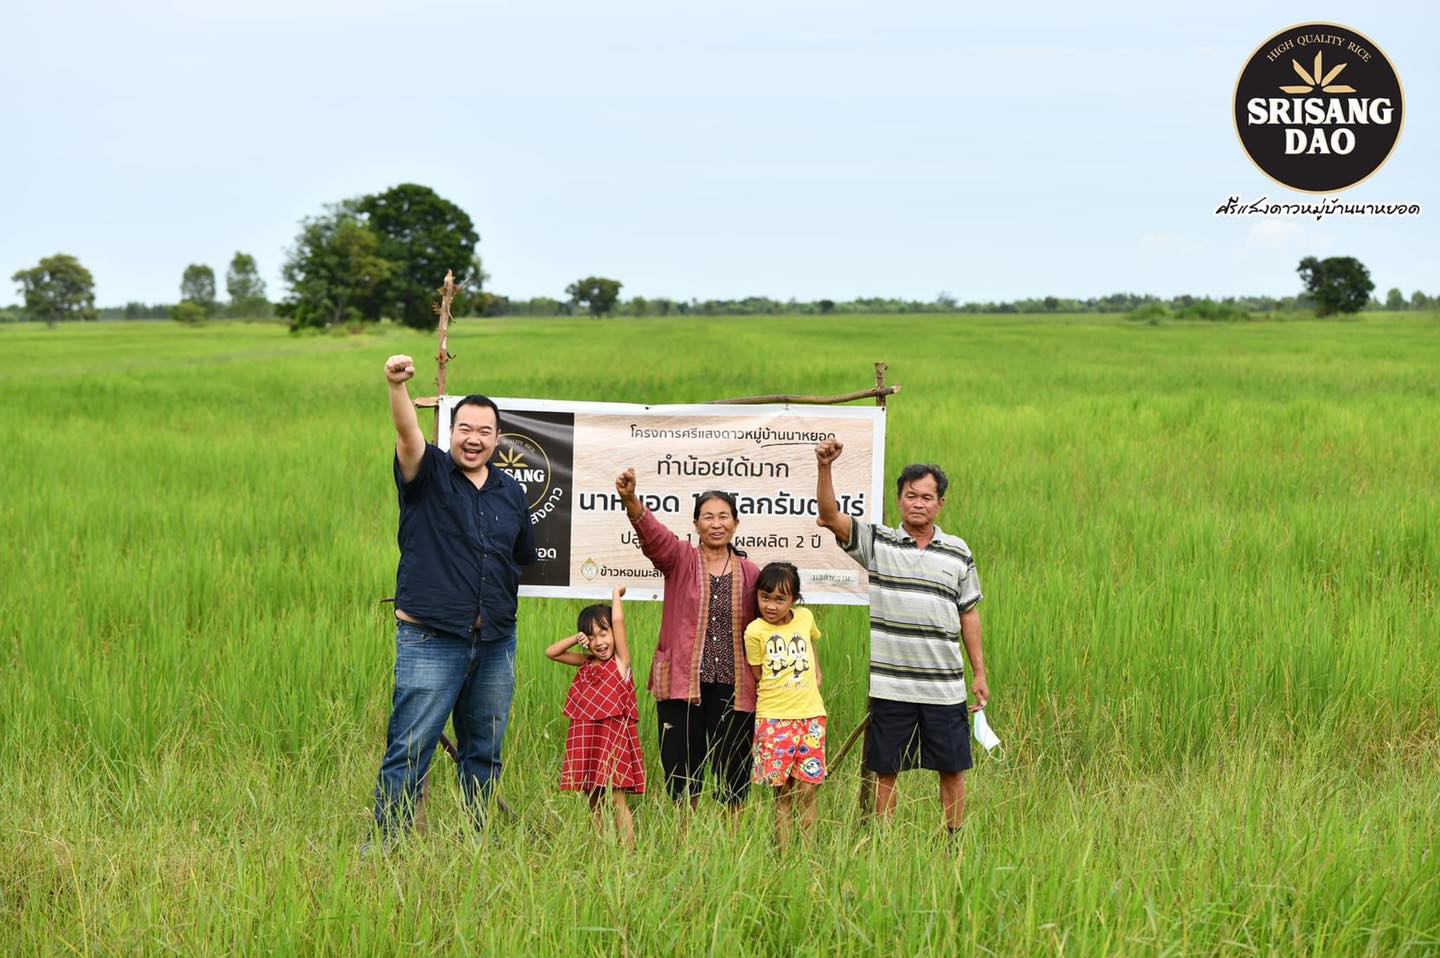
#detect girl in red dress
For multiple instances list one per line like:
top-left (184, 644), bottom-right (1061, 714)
top-left (545, 585), bottom-right (645, 845)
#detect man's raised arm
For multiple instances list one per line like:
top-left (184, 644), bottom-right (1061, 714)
top-left (386, 354), bottom-right (426, 483)
top-left (814, 439), bottom-right (852, 547)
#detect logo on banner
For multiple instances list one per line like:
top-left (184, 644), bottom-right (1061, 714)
top-left (1233, 23), bottom-right (1403, 193)
top-left (495, 432), bottom-right (552, 510)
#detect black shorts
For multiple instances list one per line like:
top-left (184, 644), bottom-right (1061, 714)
top-left (865, 697), bottom-right (973, 775)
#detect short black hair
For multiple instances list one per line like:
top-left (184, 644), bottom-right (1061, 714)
top-left (577, 604), bottom-right (611, 637)
top-left (451, 395), bottom-right (502, 432)
top-left (895, 464), bottom-right (948, 498)
top-left (756, 561), bottom-right (802, 602)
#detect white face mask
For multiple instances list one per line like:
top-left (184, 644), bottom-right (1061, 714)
top-left (972, 709), bottom-right (1002, 754)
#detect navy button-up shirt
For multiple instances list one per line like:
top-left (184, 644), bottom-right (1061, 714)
top-left (393, 444), bottom-right (538, 641)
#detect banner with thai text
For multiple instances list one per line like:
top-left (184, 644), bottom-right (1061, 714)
top-left (439, 398), bottom-right (886, 604)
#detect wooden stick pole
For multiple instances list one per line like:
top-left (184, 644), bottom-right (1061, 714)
top-left (829, 713), bottom-right (870, 769)
top-left (429, 265), bottom-right (457, 437)
top-left (415, 270), bottom-right (458, 832)
top-left (707, 384), bottom-right (900, 406)
top-left (854, 362), bottom-right (888, 815)
top-left (433, 269), bottom-right (457, 441)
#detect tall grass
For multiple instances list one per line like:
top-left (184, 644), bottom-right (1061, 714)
top-left (2, 314), bottom-right (1437, 955)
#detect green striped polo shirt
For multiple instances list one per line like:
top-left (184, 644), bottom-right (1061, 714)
top-left (843, 518), bottom-right (982, 706)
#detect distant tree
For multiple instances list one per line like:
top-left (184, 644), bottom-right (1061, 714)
top-left (566, 277), bottom-right (623, 318)
top-left (180, 264), bottom-right (217, 314)
top-left (468, 292), bottom-right (509, 316)
top-left (358, 184), bottom-right (479, 330)
top-left (631, 296), bottom-right (649, 317)
top-left (278, 204), bottom-right (395, 330)
top-left (1412, 291), bottom-right (1431, 311)
top-left (124, 301), bottom-right (145, 321)
top-left (11, 253), bottom-right (97, 326)
top-left (935, 290), bottom-right (957, 310)
top-left (513, 296), bottom-right (563, 316)
top-left (1128, 302), bottom-right (1171, 325)
top-left (170, 301), bottom-right (207, 325)
top-left (226, 252), bottom-right (269, 316)
top-left (818, 299), bottom-right (836, 314)
top-left (1297, 256), bottom-right (1374, 316)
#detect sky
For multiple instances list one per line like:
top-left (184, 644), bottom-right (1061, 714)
top-left (2, 1), bottom-right (1435, 307)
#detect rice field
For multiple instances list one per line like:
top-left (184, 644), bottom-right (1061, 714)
top-left (1, 312), bottom-right (1437, 956)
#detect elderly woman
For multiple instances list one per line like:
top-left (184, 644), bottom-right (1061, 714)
top-left (615, 468), bottom-right (760, 807)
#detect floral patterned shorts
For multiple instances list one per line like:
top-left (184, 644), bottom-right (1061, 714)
top-left (751, 717), bottom-right (827, 786)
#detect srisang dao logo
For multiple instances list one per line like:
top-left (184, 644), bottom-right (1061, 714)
top-left (1233, 24), bottom-right (1403, 193)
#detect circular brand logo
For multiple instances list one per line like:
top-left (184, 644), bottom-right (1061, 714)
top-left (494, 432), bottom-right (551, 511)
top-left (1233, 24), bottom-right (1403, 193)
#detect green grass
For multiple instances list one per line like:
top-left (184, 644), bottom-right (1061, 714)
top-left (2, 313), bottom-right (1438, 956)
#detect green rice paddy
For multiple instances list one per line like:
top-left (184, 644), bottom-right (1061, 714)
top-left (1, 313), bottom-right (1437, 956)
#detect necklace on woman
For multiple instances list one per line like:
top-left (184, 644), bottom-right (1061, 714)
top-left (705, 549), bottom-right (731, 579)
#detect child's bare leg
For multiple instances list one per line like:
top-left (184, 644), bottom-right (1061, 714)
top-left (588, 788), bottom-right (607, 832)
top-left (775, 779), bottom-right (795, 850)
top-left (795, 781), bottom-right (819, 840)
top-left (611, 789), bottom-right (635, 848)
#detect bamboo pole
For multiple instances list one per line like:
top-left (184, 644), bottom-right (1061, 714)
top-left (852, 363), bottom-right (887, 813)
top-left (432, 269), bottom-right (457, 439)
top-left (707, 385), bottom-right (900, 406)
top-left (828, 715), bottom-right (869, 770)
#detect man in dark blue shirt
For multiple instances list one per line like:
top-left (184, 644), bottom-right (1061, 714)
top-left (372, 353), bottom-right (538, 838)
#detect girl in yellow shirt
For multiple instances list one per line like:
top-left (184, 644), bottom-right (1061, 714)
top-left (744, 562), bottom-right (826, 846)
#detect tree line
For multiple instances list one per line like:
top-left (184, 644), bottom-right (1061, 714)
top-left (7, 252), bottom-right (272, 327)
top-left (7, 184), bottom-right (1437, 326)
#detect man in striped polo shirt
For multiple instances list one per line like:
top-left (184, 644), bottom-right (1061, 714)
top-left (815, 440), bottom-right (990, 833)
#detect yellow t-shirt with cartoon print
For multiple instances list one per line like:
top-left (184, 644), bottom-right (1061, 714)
top-left (743, 607), bottom-right (825, 719)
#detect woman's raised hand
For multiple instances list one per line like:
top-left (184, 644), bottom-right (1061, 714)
top-left (615, 468), bottom-right (637, 499)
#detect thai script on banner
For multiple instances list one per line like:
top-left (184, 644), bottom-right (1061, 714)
top-left (439, 398), bottom-right (885, 604)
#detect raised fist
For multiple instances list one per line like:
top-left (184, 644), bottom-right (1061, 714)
top-left (615, 468), bottom-right (637, 499)
top-left (815, 439), bottom-right (844, 465)
top-left (385, 355), bottom-right (415, 384)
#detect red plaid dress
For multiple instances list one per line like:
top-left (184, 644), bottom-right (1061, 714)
top-left (560, 658), bottom-right (646, 793)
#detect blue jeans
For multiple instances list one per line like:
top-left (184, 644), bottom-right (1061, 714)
top-left (373, 622), bottom-right (516, 834)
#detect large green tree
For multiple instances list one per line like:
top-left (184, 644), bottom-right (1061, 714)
top-left (180, 264), bottom-right (217, 313)
top-left (566, 276), bottom-right (623, 319)
top-left (278, 205), bottom-right (394, 330)
top-left (358, 184), bottom-right (479, 329)
top-left (1297, 256), bottom-right (1374, 317)
top-left (226, 252), bottom-right (269, 316)
top-left (11, 253), bottom-right (97, 326)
